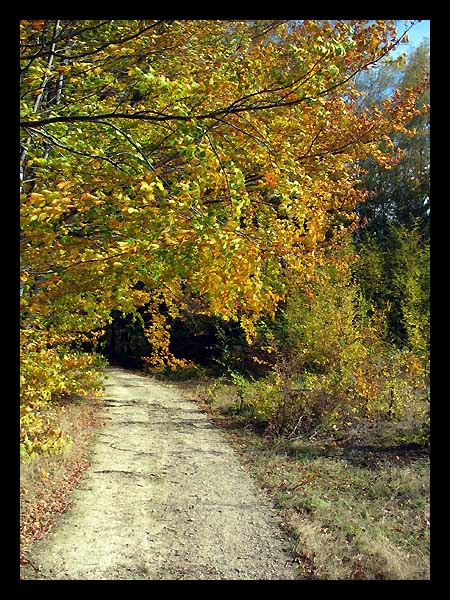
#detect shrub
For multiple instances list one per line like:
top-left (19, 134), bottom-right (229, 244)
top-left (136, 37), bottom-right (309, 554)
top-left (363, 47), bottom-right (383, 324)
top-left (355, 224), bottom-right (430, 354)
top-left (231, 244), bottom-right (429, 443)
top-left (20, 331), bottom-right (106, 459)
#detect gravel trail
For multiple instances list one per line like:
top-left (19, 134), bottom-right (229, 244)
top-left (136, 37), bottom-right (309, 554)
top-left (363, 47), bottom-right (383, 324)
top-left (22, 367), bottom-right (298, 580)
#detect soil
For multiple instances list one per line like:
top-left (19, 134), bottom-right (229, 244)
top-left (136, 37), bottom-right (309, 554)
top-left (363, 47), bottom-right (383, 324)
top-left (21, 367), bottom-right (299, 580)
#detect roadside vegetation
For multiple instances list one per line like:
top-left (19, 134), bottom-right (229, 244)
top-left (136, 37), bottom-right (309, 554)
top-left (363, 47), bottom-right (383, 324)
top-left (20, 393), bottom-right (106, 572)
top-left (20, 21), bottom-right (429, 581)
top-left (166, 375), bottom-right (429, 580)
top-left (158, 40), bottom-right (430, 579)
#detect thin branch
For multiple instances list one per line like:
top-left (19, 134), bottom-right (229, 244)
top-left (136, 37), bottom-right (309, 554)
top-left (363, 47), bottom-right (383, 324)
top-left (37, 128), bottom-right (131, 172)
top-left (18, 51), bottom-right (388, 130)
top-left (211, 114), bottom-right (272, 154)
top-left (25, 250), bottom-right (132, 277)
top-left (202, 129), bottom-right (232, 203)
top-left (20, 20), bottom-right (61, 186)
top-left (21, 21), bottom-right (166, 62)
top-left (298, 122), bottom-right (379, 162)
top-left (94, 120), bottom-right (170, 185)
top-left (298, 127), bottom-right (324, 161)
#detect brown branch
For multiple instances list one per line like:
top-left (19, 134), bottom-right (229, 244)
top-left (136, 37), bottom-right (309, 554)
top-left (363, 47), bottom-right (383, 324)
top-left (298, 122), bottom-right (380, 162)
top-left (25, 250), bottom-right (132, 277)
top-left (18, 55), bottom-right (386, 131)
top-left (21, 21), bottom-right (167, 62)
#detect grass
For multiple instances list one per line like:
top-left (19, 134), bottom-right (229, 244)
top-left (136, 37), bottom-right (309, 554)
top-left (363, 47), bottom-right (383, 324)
top-left (167, 375), bottom-right (430, 580)
top-left (20, 369), bottom-right (430, 580)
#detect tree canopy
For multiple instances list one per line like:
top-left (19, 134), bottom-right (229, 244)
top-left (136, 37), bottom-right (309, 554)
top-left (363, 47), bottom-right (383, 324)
top-left (20, 19), bottom-right (429, 455)
top-left (355, 41), bottom-right (430, 239)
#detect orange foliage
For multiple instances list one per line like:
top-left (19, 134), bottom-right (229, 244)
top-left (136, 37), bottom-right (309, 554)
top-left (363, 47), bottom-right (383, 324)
top-left (20, 20), bottom-right (428, 451)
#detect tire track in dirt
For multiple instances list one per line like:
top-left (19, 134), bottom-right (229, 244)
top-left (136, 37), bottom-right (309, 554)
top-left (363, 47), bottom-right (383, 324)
top-left (21, 367), bottom-right (298, 580)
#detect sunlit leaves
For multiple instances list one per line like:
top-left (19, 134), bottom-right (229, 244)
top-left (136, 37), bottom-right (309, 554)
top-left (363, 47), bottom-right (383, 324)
top-left (20, 19), bottom-right (428, 454)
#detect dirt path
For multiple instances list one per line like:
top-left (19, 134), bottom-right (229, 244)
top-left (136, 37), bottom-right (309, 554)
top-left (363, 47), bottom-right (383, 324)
top-left (22, 367), bottom-right (298, 580)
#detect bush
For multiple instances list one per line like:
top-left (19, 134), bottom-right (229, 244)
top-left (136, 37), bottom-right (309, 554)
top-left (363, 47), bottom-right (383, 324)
top-left (20, 331), bottom-right (107, 459)
top-left (231, 245), bottom-right (429, 443)
top-left (355, 224), bottom-right (429, 354)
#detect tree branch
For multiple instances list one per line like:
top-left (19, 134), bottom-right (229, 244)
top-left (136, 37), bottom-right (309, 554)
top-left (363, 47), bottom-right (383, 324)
top-left (19, 51), bottom-right (393, 131)
top-left (21, 21), bottom-right (167, 62)
top-left (37, 127), bottom-right (131, 172)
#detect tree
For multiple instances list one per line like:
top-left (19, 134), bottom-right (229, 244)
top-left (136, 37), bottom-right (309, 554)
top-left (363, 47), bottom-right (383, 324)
top-left (354, 40), bottom-right (430, 239)
top-left (354, 223), bottom-right (430, 353)
top-left (352, 40), bottom-right (430, 351)
top-left (20, 19), bottom-right (427, 455)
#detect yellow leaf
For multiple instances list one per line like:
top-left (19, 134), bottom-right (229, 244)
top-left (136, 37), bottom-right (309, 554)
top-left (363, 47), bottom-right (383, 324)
top-left (31, 20), bottom-right (45, 31)
top-left (81, 193), bottom-right (98, 202)
top-left (57, 181), bottom-right (71, 190)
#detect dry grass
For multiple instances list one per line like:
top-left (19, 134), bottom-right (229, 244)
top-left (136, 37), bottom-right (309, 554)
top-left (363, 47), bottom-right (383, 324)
top-left (21, 373), bottom-right (430, 580)
top-left (20, 395), bottom-right (106, 571)
top-left (274, 446), bottom-right (430, 580)
top-left (168, 376), bottom-right (430, 580)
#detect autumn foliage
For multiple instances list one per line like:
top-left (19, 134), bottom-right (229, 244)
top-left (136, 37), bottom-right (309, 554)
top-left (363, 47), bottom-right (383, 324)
top-left (20, 20), bottom-right (428, 456)
top-left (230, 241), bottom-right (429, 441)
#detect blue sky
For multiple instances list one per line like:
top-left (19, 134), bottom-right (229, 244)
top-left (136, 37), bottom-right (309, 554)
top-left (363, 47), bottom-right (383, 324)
top-left (398, 20), bottom-right (430, 51)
